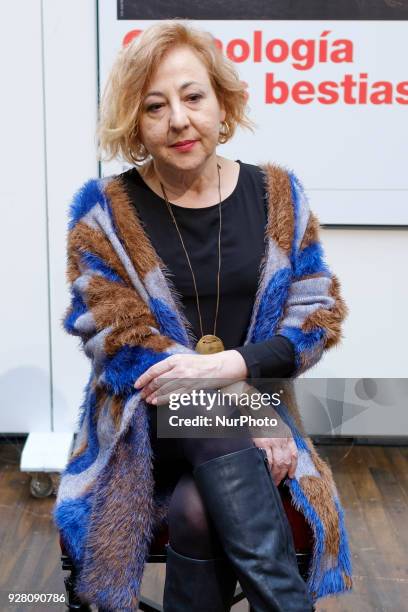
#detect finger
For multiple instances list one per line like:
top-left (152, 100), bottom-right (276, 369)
top-left (140, 380), bottom-right (159, 400)
top-left (134, 358), bottom-right (174, 389)
top-left (134, 368), bottom-right (157, 390)
top-left (270, 452), bottom-right (281, 485)
top-left (142, 365), bottom-right (180, 397)
top-left (274, 465), bottom-right (288, 486)
top-left (271, 467), bottom-right (285, 487)
top-left (152, 384), bottom-right (181, 406)
top-left (151, 382), bottom-right (188, 406)
top-left (257, 446), bottom-right (273, 472)
top-left (146, 375), bottom-right (201, 404)
top-left (271, 446), bottom-right (287, 486)
top-left (281, 443), bottom-right (293, 472)
top-left (279, 443), bottom-right (294, 482)
top-left (265, 447), bottom-right (273, 471)
top-left (143, 375), bottom-right (179, 400)
top-left (287, 439), bottom-right (298, 479)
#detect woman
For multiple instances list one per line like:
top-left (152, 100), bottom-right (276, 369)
top-left (53, 20), bottom-right (352, 612)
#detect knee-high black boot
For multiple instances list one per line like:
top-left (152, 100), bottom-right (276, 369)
top-left (163, 544), bottom-right (238, 612)
top-left (193, 445), bottom-right (315, 612)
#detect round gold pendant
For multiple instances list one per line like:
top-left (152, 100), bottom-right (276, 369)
top-left (195, 334), bottom-right (225, 354)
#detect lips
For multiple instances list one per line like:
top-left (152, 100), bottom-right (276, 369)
top-left (171, 140), bottom-right (197, 147)
top-left (170, 139), bottom-right (198, 152)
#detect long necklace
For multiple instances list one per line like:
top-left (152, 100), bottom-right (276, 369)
top-left (159, 161), bottom-right (225, 355)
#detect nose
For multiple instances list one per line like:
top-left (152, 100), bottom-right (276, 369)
top-left (169, 101), bottom-right (190, 132)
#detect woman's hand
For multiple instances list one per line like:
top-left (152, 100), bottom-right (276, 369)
top-left (134, 349), bottom-right (248, 405)
top-left (252, 429), bottom-right (298, 486)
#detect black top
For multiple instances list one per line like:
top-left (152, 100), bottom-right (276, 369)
top-left (120, 160), bottom-right (296, 379)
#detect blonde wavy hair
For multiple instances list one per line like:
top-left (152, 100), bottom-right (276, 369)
top-left (96, 20), bottom-right (256, 165)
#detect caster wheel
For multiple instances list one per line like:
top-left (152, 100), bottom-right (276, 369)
top-left (30, 472), bottom-right (54, 498)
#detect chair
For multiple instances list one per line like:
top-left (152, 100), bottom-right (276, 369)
top-left (60, 481), bottom-right (314, 611)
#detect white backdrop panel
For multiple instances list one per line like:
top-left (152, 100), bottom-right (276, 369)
top-left (98, 7), bottom-right (408, 224)
top-left (0, 0), bottom-right (51, 433)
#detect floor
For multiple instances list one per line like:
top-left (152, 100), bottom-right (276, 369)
top-left (0, 438), bottom-right (407, 611)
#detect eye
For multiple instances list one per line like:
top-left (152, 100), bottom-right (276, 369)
top-left (187, 93), bottom-right (203, 102)
top-left (146, 93), bottom-right (203, 113)
top-left (146, 103), bottom-right (164, 113)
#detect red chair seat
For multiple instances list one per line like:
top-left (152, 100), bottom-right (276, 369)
top-left (59, 483), bottom-right (313, 558)
top-left (278, 481), bottom-right (314, 552)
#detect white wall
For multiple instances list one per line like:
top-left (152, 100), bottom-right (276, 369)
top-left (312, 227), bottom-right (407, 379)
top-left (302, 228), bottom-right (408, 436)
top-left (304, 227), bottom-right (408, 437)
top-left (0, 0), bottom-right (51, 432)
top-left (0, 0), bottom-right (98, 434)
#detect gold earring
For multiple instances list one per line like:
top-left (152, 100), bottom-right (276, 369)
top-left (129, 143), bottom-right (150, 164)
top-left (218, 120), bottom-right (230, 144)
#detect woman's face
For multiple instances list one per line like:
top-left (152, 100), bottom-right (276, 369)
top-left (137, 45), bottom-right (226, 171)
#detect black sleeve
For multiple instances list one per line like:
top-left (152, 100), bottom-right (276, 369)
top-left (234, 335), bottom-right (296, 379)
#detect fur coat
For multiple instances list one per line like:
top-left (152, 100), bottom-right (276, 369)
top-left (52, 161), bottom-right (353, 610)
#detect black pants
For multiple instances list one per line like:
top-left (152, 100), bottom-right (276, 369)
top-left (148, 403), bottom-right (255, 559)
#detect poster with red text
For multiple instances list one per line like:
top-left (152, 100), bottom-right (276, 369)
top-left (98, 1), bottom-right (408, 225)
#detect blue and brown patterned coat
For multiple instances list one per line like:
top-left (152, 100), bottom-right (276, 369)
top-left (52, 162), bottom-right (352, 611)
